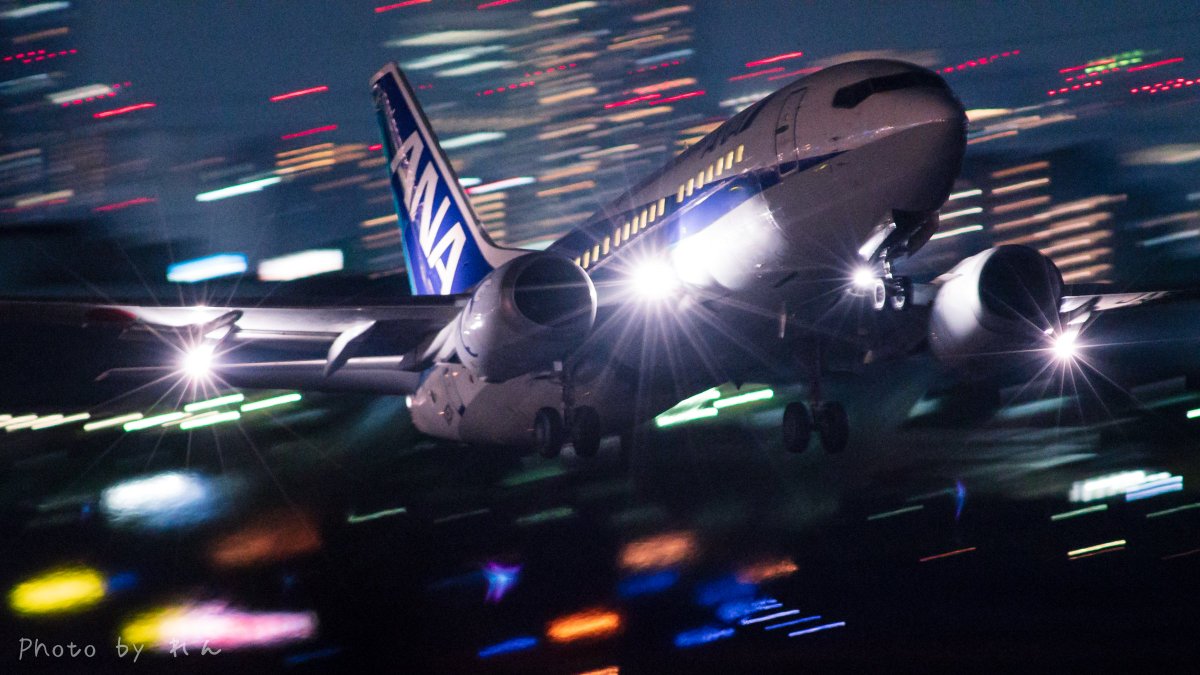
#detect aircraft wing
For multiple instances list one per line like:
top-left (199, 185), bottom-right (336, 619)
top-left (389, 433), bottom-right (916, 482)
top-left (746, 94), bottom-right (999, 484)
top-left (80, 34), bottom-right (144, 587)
top-left (1058, 289), bottom-right (1200, 326)
top-left (0, 298), bottom-right (464, 395)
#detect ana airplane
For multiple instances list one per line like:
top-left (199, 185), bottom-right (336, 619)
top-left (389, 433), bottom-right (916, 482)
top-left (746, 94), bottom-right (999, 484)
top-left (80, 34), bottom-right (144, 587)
top-left (2, 59), bottom-right (1182, 458)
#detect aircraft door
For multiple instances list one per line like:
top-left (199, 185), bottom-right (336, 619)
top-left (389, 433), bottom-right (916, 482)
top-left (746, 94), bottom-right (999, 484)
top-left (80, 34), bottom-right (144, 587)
top-left (774, 89), bottom-right (806, 177)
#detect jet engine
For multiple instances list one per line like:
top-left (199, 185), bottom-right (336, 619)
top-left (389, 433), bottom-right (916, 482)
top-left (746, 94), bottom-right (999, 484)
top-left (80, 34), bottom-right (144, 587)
top-left (928, 245), bottom-right (1063, 368)
top-left (454, 253), bottom-right (596, 381)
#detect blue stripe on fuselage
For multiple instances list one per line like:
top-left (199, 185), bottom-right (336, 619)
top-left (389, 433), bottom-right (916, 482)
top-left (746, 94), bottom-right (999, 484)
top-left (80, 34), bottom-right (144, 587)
top-left (548, 151), bottom-right (842, 278)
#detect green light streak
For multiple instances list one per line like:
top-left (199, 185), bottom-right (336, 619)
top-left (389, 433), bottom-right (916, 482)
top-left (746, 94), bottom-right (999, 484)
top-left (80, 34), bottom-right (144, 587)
top-left (515, 506), bottom-right (576, 526)
top-left (84, 412), bottom-right (142, 432)
top-left (184, 393), bottom-right (245, 413)
top-left (347, 506), bottom-right (408, 524)
top-left (1050, 504), bottom-right (1108, 521)
top-left (178, 410), bottom-right (240, 430)
top-left (240, 392), bottom-right (302, 412)
top-left (712, 388), bottom-right (774, 409)
top-left (655, 406), bottom-right (718, 428)
top-left (123, 412), bottom-right (188, 432)
top-left (1186, 407), bottom-right (1200, 419)
top-left (867, 504), bottom-right (924, 521)
top-left (1145, 502), bottom-right (1200, 519)
top-left (1067, 539), bottom-right (1126, 558)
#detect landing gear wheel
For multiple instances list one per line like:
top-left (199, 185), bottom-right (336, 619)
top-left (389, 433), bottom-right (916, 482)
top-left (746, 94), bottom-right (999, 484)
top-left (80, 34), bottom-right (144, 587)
top-left (871, 279), bottom-right (887, 311)
top-left (887, 277), bottom-right (912, 311)
top-left (815, 402), bottom-right (849, 454)
top-left (782, 402), bottom-right (813, 453)
top-left (534, 407), bottom-right (565, 459)
top-left (571, 405), bottom-right (602, 458)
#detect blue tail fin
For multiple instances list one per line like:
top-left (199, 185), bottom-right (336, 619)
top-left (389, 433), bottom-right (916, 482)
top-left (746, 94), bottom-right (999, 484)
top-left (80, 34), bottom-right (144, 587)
top-left (370, 62), bottom-right (522, 296)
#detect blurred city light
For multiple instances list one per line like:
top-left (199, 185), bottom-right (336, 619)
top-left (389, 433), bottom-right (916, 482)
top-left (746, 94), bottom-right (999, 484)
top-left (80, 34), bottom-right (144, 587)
top-left (122, 412), bottom-right (187, 431)
top-left (674, 625), bottom-right (735, 648)
top-left (619, 531), bottom-right (697, 571)
top-left (194, 177), bottom-right (281, 202)
top-left (83, 412), bottom-right (143, 432)
top-left (120, 602), bottom-right (318, 651)
top-left (167, 253), bottom-right (248, 282)
top-left (477, 636), bottom-right (537, 658)
top-left (8, 566), bottom-right (106, 616)
top-left (483, 562), bottom-right (520, 602)
top-left (546, 608), bottom-right (621, 643)
top-left (210, 512), bottom-right (321, 569)
top-left (100, 471), bottom-right (224, 530)
top-left (257, 249), bottom-right (344, 281)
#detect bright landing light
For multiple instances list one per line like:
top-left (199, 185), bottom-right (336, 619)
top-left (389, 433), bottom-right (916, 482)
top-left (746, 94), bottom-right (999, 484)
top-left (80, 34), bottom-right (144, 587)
top-left (851, 266), bottom-right (876, 290)
top-left (1052, 330), bottom-right (1080, 361)
top-left (183, 344), bottom-right (216, 379)
top-left (631, 260), bottom-right (680, 301)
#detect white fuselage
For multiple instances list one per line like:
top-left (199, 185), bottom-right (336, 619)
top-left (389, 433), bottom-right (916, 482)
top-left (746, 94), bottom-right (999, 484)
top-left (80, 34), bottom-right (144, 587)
top-left (409, 60), bottom-right (967, 447)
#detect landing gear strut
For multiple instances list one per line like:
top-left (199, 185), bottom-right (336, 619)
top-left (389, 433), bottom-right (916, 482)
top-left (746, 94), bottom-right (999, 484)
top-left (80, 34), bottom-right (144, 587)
top-left (782, 342), bottom-right (850, 454)
top-left (534, 407), bottom-right (565, 458)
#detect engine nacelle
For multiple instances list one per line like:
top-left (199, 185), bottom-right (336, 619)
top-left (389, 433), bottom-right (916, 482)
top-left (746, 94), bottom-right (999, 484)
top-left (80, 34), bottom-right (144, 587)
top-left (929, 245), bottom-right (1063, 368)
top-left (454, 253), bottom-right (596, 381)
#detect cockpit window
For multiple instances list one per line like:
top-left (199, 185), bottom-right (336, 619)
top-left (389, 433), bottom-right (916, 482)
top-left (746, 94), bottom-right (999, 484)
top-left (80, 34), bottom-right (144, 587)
top-left (832, 71), bottom-right (948, 109)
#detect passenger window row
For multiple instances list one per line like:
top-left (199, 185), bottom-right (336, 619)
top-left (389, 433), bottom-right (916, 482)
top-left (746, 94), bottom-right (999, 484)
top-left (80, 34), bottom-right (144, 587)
top-left (576, 144), bottom-right (746, 269)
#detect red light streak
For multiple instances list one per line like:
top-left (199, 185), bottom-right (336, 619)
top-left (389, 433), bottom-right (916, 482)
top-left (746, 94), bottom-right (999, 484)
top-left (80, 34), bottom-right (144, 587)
top-left (648, 89), bottom-right (704, 105)
top-left (93, 197), bottom-right (156, 213)
top-left (604, 93), bottom-right (660, 109)
top-left (628, 60), bottom-right (683, 75)
top-left (941, 50), bottom-right (1019, 74)
top-left (477, 0), bottom-right (520, 7)
top-left (477, 80), bottom-right (535, 96)
top-left (728, 67), bottom-right (785, 82)
top-left (768, 67), bottom-right (818, 81)
top-left (368, 143), bottom-right (382, 152)
top-left (1126, 57), bottom-right (1183, 73)
top-left (918, 546), bottom-right (976, 563)
top-left (1130, 76), bottom-right (1198, 95)
top-left (281, 124), bottom-right (337, 140)
top-left (270, 85), bottom-right (328, 102)
top-left (374, 0), bottom-right (430, 12)
top-left (5, 48), bottom-right (76, 63)
top-left (93, 102), bottom-right (156, 119)
top-left (524, 62), bottom-right (579, 77)
top-left (745, 51), bottom-right (803, 68)
top-left (1048, 80), bottom-right (1102, 96)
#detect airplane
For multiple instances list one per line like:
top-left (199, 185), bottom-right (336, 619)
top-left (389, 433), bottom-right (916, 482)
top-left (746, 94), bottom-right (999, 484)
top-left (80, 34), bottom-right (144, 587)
top-left (1, 59), bottom-right (1185, 459)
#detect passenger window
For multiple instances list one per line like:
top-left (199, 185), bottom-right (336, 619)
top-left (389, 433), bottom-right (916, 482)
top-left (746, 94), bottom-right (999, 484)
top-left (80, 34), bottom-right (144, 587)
top-left (686, 178), bottom-right (694, 196)
top-left (677, 186), bottom-right (685, 202)
top-left (592, 244), bottom-right (600, 260)
top-left (582, 250), bottom-right (590, 267)
top-left (658, 197), bottom-right (666, 214)
top-left (624, 222), bottom-right (631, 239)
top-left (726, 149), bottom-right (735, 168)
top-left (640, 211), bottom-right (648, 229)
top-left (717, 157), bottom-right (725, 174)
top-left (706, 165), bottom-right (714, 182)
top-left (736, 145), bottom-right (744, 163)
top-left (697, 170), bottom-right (705, 189)
top-left (574, 257), bottom-right (581, 266)
top-left (614, 227), bottom-right (622, 246)
top-left (603, 237), bottom-right (610, 255)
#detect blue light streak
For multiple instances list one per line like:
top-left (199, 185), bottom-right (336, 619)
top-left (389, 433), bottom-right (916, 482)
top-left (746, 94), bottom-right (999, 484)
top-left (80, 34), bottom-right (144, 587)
top-left (674, 625), bottom-right (735, 648)
top-left (765, 615), bottom-right (822, 630)
top-left (788, 621), bottom-right (846, 637)
top-left (478, 636), bottom-right (537, 658)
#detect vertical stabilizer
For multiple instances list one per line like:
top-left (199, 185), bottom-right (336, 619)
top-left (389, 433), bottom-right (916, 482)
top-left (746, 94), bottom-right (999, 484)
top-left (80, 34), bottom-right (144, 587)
top-left (371, 62), bottom-right (523, 295)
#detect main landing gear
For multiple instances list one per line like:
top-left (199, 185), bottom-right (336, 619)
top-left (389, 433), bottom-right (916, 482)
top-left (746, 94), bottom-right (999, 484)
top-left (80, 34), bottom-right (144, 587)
top-left (782, 400), bottom-right (849, 454)
top-left (534, 364), bottom-right (604, 459)
top-left (854, 250), bottom-right (912, 313)
top-left (534, 405), bottom-right (603, 459)
top-left (782, 341), bottom-right (850, 454)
